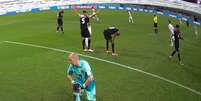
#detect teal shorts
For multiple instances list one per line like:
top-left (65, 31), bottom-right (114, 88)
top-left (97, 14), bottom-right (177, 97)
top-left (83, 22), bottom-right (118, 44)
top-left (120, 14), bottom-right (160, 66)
top-left (86, 85), bottom-right (96, 101)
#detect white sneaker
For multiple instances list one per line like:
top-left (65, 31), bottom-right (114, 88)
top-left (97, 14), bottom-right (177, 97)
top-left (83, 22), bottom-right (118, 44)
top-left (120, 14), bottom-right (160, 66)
top-left (106, 50), bottom-right (111, 53)
top-left (179, 61), bottom-right (184, 65)
top-left (112, 53), bottom-right (118, 56)
top-left (170, 44), bottom-right (173, 47)
top-left (88, 49), bottom-right (94, 52)
top-left (169, 56), bottom-right (172, 59)
top-left (83, 49), bottom-right (88, 51)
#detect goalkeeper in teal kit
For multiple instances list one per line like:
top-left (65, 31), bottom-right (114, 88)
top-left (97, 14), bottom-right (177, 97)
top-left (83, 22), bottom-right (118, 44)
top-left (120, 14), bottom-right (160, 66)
top-left (67, 53), bottom-right (96, 101)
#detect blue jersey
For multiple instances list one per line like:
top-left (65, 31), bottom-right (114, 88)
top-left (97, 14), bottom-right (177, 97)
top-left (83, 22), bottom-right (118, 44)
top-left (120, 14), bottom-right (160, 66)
top-left (67, 59), bottom-right (95, 91)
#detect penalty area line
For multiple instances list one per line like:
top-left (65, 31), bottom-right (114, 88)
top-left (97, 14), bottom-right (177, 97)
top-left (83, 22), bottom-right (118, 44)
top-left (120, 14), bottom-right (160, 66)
top-left (3, 40), bottom-right (201, 96)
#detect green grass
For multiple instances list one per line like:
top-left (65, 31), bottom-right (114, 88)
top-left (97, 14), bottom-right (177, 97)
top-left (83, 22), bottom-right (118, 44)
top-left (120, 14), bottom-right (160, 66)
top-left (0, 9), bottom-right (201, 101)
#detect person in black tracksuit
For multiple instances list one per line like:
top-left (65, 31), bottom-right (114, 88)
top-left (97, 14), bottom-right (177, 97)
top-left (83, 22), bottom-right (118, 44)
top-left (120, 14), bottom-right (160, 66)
top-left (80, 11), bottom-right (91, 51)
top-left (74, 10), bottom-right (94, 52)
top-left (169, 24), bottom-right (184, 65)
top-left (103, 27), bottom-right (120, 56)
top-left (56, 10), bottom-right (64, 33)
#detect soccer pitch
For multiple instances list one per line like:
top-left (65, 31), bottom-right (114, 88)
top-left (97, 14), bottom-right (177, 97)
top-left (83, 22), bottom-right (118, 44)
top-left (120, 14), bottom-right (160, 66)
top-left (0, 9), bottom-right (201, 101)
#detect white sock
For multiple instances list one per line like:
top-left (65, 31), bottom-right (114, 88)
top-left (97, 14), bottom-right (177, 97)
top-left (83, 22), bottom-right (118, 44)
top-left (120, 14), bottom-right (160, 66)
top-left (88, 26), bottom-right (92, 35)
top-left (85, 38), bottom-right (88, 49)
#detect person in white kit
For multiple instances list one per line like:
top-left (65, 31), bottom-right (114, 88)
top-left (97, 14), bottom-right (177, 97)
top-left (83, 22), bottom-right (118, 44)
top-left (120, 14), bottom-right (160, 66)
top-left (127, 10), bottom-right (134, 23)
top-left (87, 7), bottom-right (99, 36)
top-left (168, 20), bottom-right (175, 47)
top-left (91, 7), bottom-right (100, 22)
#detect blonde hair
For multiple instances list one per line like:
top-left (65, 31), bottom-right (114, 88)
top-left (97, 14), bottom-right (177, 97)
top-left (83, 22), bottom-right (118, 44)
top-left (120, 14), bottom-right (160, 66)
top-left (69, 53), bottom-right (79, 60)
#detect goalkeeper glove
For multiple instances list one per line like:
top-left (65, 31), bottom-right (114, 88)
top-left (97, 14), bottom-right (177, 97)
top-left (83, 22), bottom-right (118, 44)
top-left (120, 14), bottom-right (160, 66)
top-left (71, 80), bottom-right (75, 84)
top-left (82, 83), bottom-right (86, 89)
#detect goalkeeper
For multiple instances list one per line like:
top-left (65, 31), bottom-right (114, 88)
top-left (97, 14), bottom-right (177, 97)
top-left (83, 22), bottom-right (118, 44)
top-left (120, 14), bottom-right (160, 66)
top-left (67, 53), bottom-right (96, 101)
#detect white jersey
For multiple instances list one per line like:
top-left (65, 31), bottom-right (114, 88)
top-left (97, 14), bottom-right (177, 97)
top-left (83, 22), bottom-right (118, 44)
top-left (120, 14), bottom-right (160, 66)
top-left (168, 23), bottom-right (175, 47)
top-left (92, 9), bottom-right (96, 15)
top-left (128, 11), bottom-right (132, 17)
top-left (168, 23), bottom-right (174, 35)
top-left (128, 11), bottom-right (134, 23)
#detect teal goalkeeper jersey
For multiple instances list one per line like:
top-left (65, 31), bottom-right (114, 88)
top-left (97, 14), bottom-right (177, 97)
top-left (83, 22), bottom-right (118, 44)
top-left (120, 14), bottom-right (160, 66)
top-left (67, 59), bottom-right (95, 91)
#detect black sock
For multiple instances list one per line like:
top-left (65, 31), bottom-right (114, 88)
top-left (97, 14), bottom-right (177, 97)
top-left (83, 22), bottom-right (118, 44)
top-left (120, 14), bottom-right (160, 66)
top-left (178, 53), bottom-right (181, 61)
top-left (106, 40), bottom-right (109, 51)
top-left (61, 27), bottom-right (64, 32)
top-left (171, 50), bottom-right (176, 56)
top-left (112, 43), bottom-right (115, 53)
top-left (57, 27), bottom-right (59, 31)
top-left (88, 39), bottom-right (91, 49)
top-left (82, 39), bottom-right (85, 49)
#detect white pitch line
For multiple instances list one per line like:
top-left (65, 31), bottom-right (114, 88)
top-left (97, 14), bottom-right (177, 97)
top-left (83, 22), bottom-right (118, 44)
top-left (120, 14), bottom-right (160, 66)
top-left (3, 40), bottom-right (201, 96)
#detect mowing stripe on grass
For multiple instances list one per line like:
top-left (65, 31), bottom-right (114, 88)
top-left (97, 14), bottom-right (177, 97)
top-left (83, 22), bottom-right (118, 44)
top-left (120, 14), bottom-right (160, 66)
top-left (3, 40), bottom-right (201, 96)
top-left (0, 41), bottom-right (4, 44)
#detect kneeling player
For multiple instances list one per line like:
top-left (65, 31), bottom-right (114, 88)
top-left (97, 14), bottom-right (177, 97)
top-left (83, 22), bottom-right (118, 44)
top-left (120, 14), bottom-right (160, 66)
top-left (103, 27), bottom-right (120, 56)
top-left (67, 53), bottom-right (96, 101)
